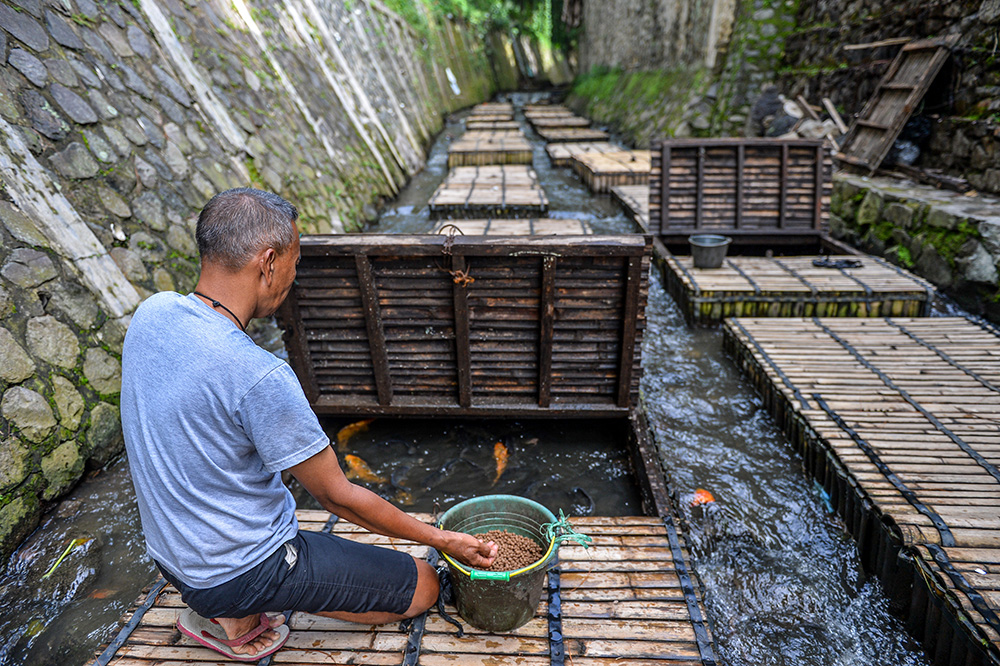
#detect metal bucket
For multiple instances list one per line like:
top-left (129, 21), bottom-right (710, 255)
top-left (689, 234), bottom-right (732, 268)
top-left (438, 495), bottom-right (558, 632)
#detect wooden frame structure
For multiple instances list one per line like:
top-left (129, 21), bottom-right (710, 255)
top-left (837, 35), bottom-right (958, 173)
top-left (277, 235), bottom-right (651, 418)
top-left (650, 138), bottom-right (833, 247)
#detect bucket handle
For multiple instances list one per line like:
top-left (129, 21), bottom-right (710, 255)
top-left (470, 570), bottom-right (511, 581)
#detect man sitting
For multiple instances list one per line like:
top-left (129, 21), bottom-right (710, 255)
top-left (121, 188), bottom-right (496, 660)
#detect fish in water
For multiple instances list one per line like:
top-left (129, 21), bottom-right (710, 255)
top-left (492, 441), bottom-right (508, 486)
top-left (421, 457), bottom-right (482, 491)
top-left (570, 486), bottom-right (595, 516)
top-left (690, 488), bottom-right (716, 507)
top-left (336, 419), bottom-right (374, 451)
top-left (344, 454), bottom-right (386, 484)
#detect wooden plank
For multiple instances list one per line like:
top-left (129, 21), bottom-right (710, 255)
top-left (539, 256), bottom-right (556, 407)
top-left (617, 255), bottom-right (643, 408)
top-left (355, 254), bottom-right (392, 405)
top-left (452, 254), bottom-right (473, 408)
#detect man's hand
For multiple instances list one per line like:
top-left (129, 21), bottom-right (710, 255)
top-left (444, 530), bottom-right (498, 569)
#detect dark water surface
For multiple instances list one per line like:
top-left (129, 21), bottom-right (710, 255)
top-left (0, 92), bottom-right (931, 666)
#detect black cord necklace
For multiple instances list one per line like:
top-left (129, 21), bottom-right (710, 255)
top-left (192, 291), bottom-right (246, 331)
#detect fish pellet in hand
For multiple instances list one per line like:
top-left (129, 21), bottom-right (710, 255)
top-left (474, 530), bottom-right (544, 571)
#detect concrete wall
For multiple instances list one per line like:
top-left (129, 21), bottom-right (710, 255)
top-left (577, 0), bottom-right (737, 72)
top-left (0, 0), bottom-right (498, 558)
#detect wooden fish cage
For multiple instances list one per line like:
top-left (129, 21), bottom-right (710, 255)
top-left (530, 115), bottom-right (592, 129)
top-left (277, 234), bottom-right (650, 417)
top-left (524, 104), bottom-right (571, 114)
top-left (664, 254), bottom-right (934, 325)
top-left (432, 218), bottom-right (594, 235)
top-left (537, 127), bottom-right (610, 143)
top-left (93, 233), bottom-right (720, 666)
top-left (466, 119), bottom-right (521, 130)
top-left (429, 166), bottom-right (549, 219)
top-left (447, 130), bottom-right (534, 168)
top-left (722, 316), bottom-right (1000, 666)
top-left (546, 141), bottom-right (622, 167)
top-left (650, 138), bottom-right (833, 249)
top-left (612, 185), bottom-right (650, 232)
top-left (571, 150), bottom-right (652, 194)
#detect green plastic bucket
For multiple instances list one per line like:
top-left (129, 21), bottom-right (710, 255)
top-left (438, 495), bottom-right (558, 632)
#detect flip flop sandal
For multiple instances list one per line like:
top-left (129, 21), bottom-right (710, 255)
top-left (177, 607), bottom-right (290, 662)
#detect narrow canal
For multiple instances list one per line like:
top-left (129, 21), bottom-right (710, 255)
top-left (0, 93), bottom-right (930, 666)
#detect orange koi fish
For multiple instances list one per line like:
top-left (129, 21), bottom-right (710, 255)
top-left (492, 441), bottom-right (508, 486)
top-left (336, 419), bottom-right (374, 451)
top-left (690, 488), bottom-right (716, 507)
top-left (344, 454), bottom-right (386, 484)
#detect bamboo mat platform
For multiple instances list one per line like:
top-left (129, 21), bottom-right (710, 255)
top-left (664, 254), bottom-right (933, 325)
top-left (94, 511), bottom-right (716, 666)
top-left (470, 102), bottom-right (514, 119)
top-left (546, 142), bottom-right (622, 167)
top-left (429, 165), bottom-right (549, 219)
top-left (537, 127), bottom-right (610, 143)
top-left (722, 317), bottom-right (1000, 665)
top-left (612, 185), bottom-right (650, 232)
top-left (447, 131), bottom-right (533, 167)
top-left (524, 104), bottom-right (570, 114)
top-left (571, 150), bottom-right (652, 194)
top-left (530, 115), bottom-right (592, 129)
top-left (432, 218), bottom-right (594, 235)
top-left (466, 120), bottom-right (521, 130)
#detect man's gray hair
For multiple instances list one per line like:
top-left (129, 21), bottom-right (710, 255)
top-left (196, 188), bottom-right (299, 271)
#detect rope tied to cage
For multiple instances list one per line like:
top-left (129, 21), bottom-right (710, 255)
top-left (436, 224), bottom-right (475, 287)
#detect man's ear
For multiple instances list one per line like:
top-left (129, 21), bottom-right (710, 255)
top-left (261, 247), bottom-right (277, 284)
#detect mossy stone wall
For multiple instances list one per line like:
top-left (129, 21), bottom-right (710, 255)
top-left (831, 174), bottom-right (1000, 317)
top-left (0, 0), bottom-right (501, 559)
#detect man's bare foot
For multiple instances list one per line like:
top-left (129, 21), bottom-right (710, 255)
top-left (214, 614), bottom-right (284, 657)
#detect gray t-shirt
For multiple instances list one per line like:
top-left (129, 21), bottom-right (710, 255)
top-left (121, 292), bottom-right (329, 588)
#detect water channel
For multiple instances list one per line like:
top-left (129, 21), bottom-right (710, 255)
top-left (0, 92), bottom-right (933, 666)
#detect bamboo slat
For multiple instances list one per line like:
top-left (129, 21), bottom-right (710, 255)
top-left (537, 127), bottom-right (610, 143)
top-left (95, 513), bottom-right (715, 666)
top-left (611, 185), bottom-right (650, 232)
top-left (666, 253), bottom-right (933, 325)
top-left (466, 120), bottom-right (522, 130)
top-left (721, 316), bottom-right (1000, 664)
top-left (546, 142), bottom-right (622, 167)
top-left (429, 166), bottom-right (549, 219)
top-left (530, 115), bottom-right (592, 128)
top-left (432, 218), bottom-right (594, 235)
top-left (570, 150), bottom-right (652, 194)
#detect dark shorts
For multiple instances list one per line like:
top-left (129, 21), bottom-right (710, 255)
top-left (156, 530), bottom-right (418, 619)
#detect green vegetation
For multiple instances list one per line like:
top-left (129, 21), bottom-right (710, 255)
top-left (380, 0), bottom-right (576, 51)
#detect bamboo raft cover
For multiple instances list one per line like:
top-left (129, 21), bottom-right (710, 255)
top-left (94, 511), bottom-right (716, 666)
top-left (429, 166), bottom-right (549, 219)
top-left (524, 109), bottom-right (575, 120)
top-left (531, 115), bottom-right (592, 128)
top-left (277, 234), bottom-right (650, 417)
top-left (432, 218), bottom-right (594, 235)
top-left (471, 102), bottom-right (514, 117)
top-left (546, 142), bottom-right (622, 167)
top-left (466, 120), bottom-right (522, 130)
top-left (722, 316), bottom-right (1000, 663)
top-left (537, 127), bottom-right (611, 143)
top-left (524, 104), bottom-right (571, 114)
top-left (447, 131), bottom-right (534, 168)
top-left (612, 185), bottom-right (650, 232)
top-left (649, 139), bottom-right (832, 245)
top-left (571, 150), bottom-right (652, 194)
top-left (664, 254), bottom-right (933, 325)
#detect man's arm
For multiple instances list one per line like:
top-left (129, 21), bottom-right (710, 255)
top-left (289, 446), bottom-right (497, 568)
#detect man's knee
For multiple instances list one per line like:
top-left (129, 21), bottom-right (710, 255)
top-left (403, 557), bottom-right (439, 618)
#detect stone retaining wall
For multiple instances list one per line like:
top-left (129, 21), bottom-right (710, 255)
top-left (831, 173), bottom-right (1000, 318)
top-left (0, 0), bottom-right (500, 558)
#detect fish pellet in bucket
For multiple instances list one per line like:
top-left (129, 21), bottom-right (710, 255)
top-left (474, 529), bottom-right (543, 571)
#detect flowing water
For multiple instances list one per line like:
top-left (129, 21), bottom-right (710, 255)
top-left (0, 92), bottom-right (933, 665)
